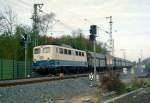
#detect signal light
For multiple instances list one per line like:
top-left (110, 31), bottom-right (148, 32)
top-left (89, 34), bottom-right (96, 41)
top-left (89, 25), bottom-right (97, 41)
top-left (90, 25), bottom-right (97, 35)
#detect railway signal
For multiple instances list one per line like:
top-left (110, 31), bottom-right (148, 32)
top-left (89, 25), bottom-right (97, 82)
top-left (20, 33), bottom-right (27, 47)
top-left (89, 73), bottom-right (94, 80)
top-left (20, 33), bottom-right (28, 77)
top-left (89, 73), bottom-right (94, 87)
top-left (89, 25), bottom-right (97, 41)
top-left (90, 25), bottom-right (97, 35)
top-left (89, 34), bottom-right (96, 41)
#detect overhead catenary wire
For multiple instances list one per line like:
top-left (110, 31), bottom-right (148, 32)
top-left (66, 10), bottom-right (110, 34)
top-left (19, 0), bottom-right (33, 7)
top-left (40, 10), bottom-right (76, 32)
top-left (6, 0), bottom-right (32, 10)
top-left (36, 4), bottom-right (110, 36)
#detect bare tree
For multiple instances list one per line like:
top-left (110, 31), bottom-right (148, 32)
top-left (39, 12), bottom-right (55, 35)
top-left (0, 7), bottom-right (17, 35)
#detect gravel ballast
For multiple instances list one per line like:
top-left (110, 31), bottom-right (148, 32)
top-left (0, 78), bottom-right (93, 103)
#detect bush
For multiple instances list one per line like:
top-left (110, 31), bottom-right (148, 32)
top-left (101, 72), bottom-right (126, 94)
top-left (131, 79), bottom-right (149, 89)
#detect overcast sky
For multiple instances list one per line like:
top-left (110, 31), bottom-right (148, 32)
top-left (0, 0), bottom-right (150, 61)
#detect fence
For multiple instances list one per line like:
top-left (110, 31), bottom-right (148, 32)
top-left (0, 58), bottom-right (32, 80)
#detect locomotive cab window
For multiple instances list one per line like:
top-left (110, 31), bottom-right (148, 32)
top-left (43, 47), bottom-right (50, 53)
top-left (34, 48), bottom-right (40, 54)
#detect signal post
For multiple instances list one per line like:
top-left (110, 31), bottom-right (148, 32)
top-left (89, 25), bottom-right (97, 81)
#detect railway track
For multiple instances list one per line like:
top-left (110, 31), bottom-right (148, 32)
top-left (0, 73), bottom-right (88, 87)
top-left (0, 70), bottom-right (121, 87)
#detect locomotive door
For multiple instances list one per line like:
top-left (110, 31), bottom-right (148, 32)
top-left (56, 47), bottom-right (59, 65)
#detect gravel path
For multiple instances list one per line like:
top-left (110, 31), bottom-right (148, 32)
top-left (0, 78), bottom-right (94, 103)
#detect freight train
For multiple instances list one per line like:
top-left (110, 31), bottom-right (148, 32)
top-left (32, 45), bottom-right (132, 75)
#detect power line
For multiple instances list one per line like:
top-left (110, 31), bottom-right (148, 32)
top-left (2, 0), bottom-right (32, 17)
top-left (66, 11), bottom-right (110, 34)
top-left (40, 10), bottom-right (75, 31)
top-left (19, 0), bottom-right (33, 7)
top-left (54, 19), bottom-right (75, 31)
top-left (84, 18), bottom-right (110, 34)
top-left (7, 0), bottom-right (32, 10)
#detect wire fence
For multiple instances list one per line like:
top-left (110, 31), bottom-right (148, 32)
top-left (0, 58), bottom-right (32, 80)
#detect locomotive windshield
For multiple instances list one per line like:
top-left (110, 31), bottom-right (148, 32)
top-left (34, 48), bottom-right (40, 54)
top-left (43, 47), bottom-right (50, 53)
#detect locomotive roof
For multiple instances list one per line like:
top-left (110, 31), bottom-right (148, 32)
top-left (33, 45), bottom-right (86, 52)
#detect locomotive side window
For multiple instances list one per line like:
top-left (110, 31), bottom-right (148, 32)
top-left (64, 49), bottom-right (67, 54)
top-left (68, 50), bottom-right (71, 55)
top-left (76, 51), bottom-right (78, 56)
top-left (59, 48), bottom-right (63, 54)
top-left (82, 52), bottom-right (84, 56)
top-left (34, 48), bottom-right (40, 54)
top-left (79, 52), bottom-right (82, 56)
top-left (43, 47), bottom-right (50, 53)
